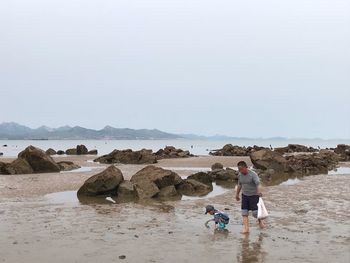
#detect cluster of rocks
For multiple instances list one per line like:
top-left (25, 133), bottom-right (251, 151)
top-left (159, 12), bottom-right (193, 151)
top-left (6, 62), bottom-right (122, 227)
top-left (274, 144), bottom-right (318, 154)
top-left (155, 146), bottom-right (194, 159)
top-left (46, 145), bottom-right (98, 156)
top-left (250, 149), bottom-right (340, 177)
top-left (210, 144), bottom-right (266, 156)
top-left (77, 162), bottom-right (238, 201)
top-left (94, 149), bottom-right (157, 165)
top-left (0, 146), bottom-right (80, 175)
top-left (333, 144), bottom-right (350, 161)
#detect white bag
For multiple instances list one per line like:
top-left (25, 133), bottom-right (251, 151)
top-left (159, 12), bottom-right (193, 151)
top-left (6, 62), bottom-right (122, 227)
top-left (257, 197), bottom-right (269, 219)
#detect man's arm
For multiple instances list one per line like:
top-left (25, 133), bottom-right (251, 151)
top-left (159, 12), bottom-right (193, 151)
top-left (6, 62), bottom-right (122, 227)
top-left (253, 173), bottom-right (263, 196)
top-left (235, 185), bottom-right (242, 201)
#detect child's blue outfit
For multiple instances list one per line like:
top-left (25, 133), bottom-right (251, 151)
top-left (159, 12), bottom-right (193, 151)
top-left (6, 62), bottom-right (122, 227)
top-left (213, 209), bottom-right (230, 230)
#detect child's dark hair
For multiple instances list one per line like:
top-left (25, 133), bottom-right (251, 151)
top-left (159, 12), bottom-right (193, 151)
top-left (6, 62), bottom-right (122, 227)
top-left (237, 161), bottom-right (248, 168)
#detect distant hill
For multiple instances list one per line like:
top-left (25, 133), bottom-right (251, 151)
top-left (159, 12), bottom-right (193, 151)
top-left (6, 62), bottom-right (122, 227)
top-left (0, 122), bottom-right (182, 140)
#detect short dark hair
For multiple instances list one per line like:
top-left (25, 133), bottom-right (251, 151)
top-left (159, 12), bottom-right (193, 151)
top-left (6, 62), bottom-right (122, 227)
top-left (237, 161), bottom-right (248, 168)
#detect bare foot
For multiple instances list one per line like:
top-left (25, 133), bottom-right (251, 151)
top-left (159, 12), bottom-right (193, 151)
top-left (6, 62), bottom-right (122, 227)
top-left (240, 229), bottom-right (250, 234)
top-left (258, 220), bottom-right (265, 229)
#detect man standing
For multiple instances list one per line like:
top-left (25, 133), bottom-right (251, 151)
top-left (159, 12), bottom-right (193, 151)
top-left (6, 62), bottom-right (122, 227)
top-left (235, 161), bottom-right (265, 233)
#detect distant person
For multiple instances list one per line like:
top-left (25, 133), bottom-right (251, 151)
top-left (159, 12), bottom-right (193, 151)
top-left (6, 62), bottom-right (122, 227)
top-left (191, 145), bottom-right (193, 149)
top-left (269, 144), bottom-right (273, 150)
top-left (205, 205), bottom-right (230, 230)
top-left (235, 161), bottom-right (264, 234)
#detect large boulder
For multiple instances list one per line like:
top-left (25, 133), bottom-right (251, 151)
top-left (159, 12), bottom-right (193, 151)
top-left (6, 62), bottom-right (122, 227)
top-left (57, 161), bottom-right (81, 171)
top-left (66, 148), bottom-right (77, 155)
top-left (56, 150), bottom-right (65, 155)
top-left (94, 149), bottom-right (157, 164)
top-left (209, 168), bottom-right (238, 181)
top-left (155, 146), bottom-right (194, 159)
top-left (187, 172), bottom-right (212, 185)
top-left (210, 144), bottom-right (266, 156)
top-left (211, 162), bottom-right (224, 171)
top-left (250, 149), bottom-right (288, 172)
top-left (131, 165), bottom-right (182, 189)
top-left (177, 179), bottom-right (212, 196)
top-left (116, 181), bottom-right (137, 200)
top-left (134, 180), bottom-right (160, 199)
top-left (274, 144), bottom-right (318, 154)
top-left (45, 148), bottom-right (56, 155)
top-left (77, 165), bottom-right (124, 196)
top-left (18, 146), bottom-right (60, 173)
top-left (77, 145), bottom-right (88, 155)
top-left (334, 144), bottom-right (350, 161)
top-left (0, 158), bottom-right (34, 175)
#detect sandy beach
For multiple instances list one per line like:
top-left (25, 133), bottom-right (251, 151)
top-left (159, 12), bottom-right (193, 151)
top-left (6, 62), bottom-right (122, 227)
top-left (0, 155), bottom-right (349, 263)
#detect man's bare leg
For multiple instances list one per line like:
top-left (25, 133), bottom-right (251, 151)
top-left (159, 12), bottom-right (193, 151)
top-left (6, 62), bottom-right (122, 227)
top-left (241, 216), bottom-right (249, 234)
top-left (258, 219), bottom-right (265, 229)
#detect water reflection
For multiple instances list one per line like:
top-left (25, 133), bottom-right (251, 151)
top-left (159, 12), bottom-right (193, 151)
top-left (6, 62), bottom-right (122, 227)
top-left (237, 233), bottom-right (266, 263)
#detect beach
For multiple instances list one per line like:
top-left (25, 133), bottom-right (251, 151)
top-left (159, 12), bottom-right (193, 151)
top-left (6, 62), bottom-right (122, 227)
top-left (1, 154), bottom-right (349, 263)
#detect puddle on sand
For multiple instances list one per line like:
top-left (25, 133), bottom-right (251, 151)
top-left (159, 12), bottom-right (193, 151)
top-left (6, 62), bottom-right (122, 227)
top-left (181, 183), bottom-right (230, 201)
top-left (328, 167), bottom-right (350, 175)
top-left (279, 178), bottom-right (302, 186)
top-left (61, 166), bottom-right (102, 173)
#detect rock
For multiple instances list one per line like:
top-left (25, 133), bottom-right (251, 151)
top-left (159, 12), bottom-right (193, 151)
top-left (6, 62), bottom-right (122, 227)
top-left (209, 168), bottom-right (238, 181)
top-left (57, 161), bottom-right (81, 171)
top-left (45, 148), bottom-right (56, 155)
top-left (0, 162), bottom-right (7, 174)
top-left (187, 172), bottom-right (212, 185)
top-left (94, 149), bottom-right (157, 164)
top-left (177, 179), bottom-right (212, 196)
top-left (56, 150), bottom-right (65, 155)
top-left (76, 145), bottom-right (88, 155)
top-left (6, 158), bottom-right (34, 174)
top-left (274, 144), bottom-right (318, 154)
top-left (65, 148), bottom-right (77, 155)
top-left (286, 151), bottom-right (339, 175)
top-left (0, 152), bottom-right (3, 156)
top-left (211, 162), bottom-right (224, 171)
top-left (157, 185), bottom-right (180, 198)
top-left (18, 146), bottom-right (60, 173)
top-left (2, 144), bottom-right (7, 147)
top-left (131, 165), bottom-right (182, 189)
top-left (210, 144), bottom-right (266, 156)
top-left (87, 149), bottom-right (98, 155)
top-left (334, 144), bottom-right (350, 161)
top-left (134, 180), bottom-right (160, 199)
top-left (117, 181), bottom-right (137, 199)
top-left (250, 149), bottom-right (288, 171)
top-left (77, 165), bottom-right (124, 196)
top-left (155, 146), bottom-right (194, 159)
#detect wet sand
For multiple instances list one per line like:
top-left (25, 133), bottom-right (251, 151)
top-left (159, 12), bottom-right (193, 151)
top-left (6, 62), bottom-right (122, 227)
top-left (0, 155), bottom-right (349, 262)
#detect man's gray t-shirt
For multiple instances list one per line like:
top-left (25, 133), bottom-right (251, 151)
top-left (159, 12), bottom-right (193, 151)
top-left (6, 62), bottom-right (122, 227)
top-left (238, 169), bottom-right (260, 196)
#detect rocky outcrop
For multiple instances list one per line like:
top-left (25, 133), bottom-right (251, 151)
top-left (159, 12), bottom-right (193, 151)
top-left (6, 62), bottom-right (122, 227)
top-left (94, 149), bottom-right (157, 164)
top-left (87, 149), bottom-right (98, 155)
top-left (65, 145), bottom-right (95, 155)
top-left (209, 168), bottom-right (238, 181)
top-left (18, 146), bottom-right (61, 173)
top-left (66, 148), bottom-right (77, 155)
top-left (57, 161), bottom-right (81, 171)
top-left (211, 162), bottom-right (224, 171)
top-left (250, 149), bottom-right (288, 172)
top-left (334, 144), bottom-right (350, 161)
top-left (187, 172), bottom-right (213, 185)
top-left (274, 144), bottom-right (318, 154)
top-left (45, 148), bottom-right (57, 155)
top-left (285, 150), bottom-right (339, 175)
top-left (77, 145), bottom-right (88, 155)
top-left (0, 158), bottom-right (33, 175)
top-left (210, 144), bottom-right (266, 156)
top-left (77, 166), bottom-right (124, 196)
top-left (177, 179), bottom-right (212, 196)
top-left (155, 146), bottom-right (194, 159)
top-left (158, 185), bottom-right (181, 199)
top-left (117, 181), bottom-right (137, 199)
top-left (56, 150), bottom-right (65, 155)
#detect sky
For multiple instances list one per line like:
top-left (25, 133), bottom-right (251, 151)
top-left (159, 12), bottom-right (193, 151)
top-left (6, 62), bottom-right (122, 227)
top-left (0, 0), bottom-right (349, 139)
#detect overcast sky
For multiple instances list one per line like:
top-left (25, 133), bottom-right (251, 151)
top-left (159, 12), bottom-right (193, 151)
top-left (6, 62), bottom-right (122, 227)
top-left (0, 0), bottom-right (349, 138)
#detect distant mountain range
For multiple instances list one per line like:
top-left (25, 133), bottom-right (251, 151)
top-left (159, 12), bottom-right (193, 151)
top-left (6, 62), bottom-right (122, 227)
top-left (0, 122), bottom-right (182, 140)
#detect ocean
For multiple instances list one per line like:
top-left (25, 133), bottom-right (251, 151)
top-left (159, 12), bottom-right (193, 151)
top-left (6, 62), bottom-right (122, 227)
top-left (0, 138), bottom-right (349, 157)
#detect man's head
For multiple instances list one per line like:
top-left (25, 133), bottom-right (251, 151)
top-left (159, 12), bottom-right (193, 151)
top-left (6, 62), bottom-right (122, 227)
top-left (237, 161), bottom-right (248, 175)
top-left (205, 205), bottom-right (215, 215)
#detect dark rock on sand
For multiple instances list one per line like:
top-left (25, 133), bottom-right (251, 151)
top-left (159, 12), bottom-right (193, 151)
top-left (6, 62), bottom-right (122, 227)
top-left (56, 150), bottom-right (65, 155)
top-left (177, 179), bottom-right (212, 196)
top-left (76, 144), bottom-right (88, 155)
top-left (117, 181), bottom-right (137, 199)
top-left (0, 152), bottom-right (3, 156)
top-left (0, 158), bottom-right (33, 175)
top-left (210, 144), bottom-right (266, 156)
top-left (187, 172), bottom-right (213, 185)
top-left (211, 162), bottom-right (224, 171)
top-left (157, 185), bottom-right (181, 199)
top-left (87, 149), bottom-right (98, 155)
top-left (209, 168), bottom-right (238, 181)
top-left (131, 165), bottom-right (182, 189)
top-left (94, 149), bottom-right (157, 164)
top-left (45, 148), bottom-right (56, 155)
top-left (334, 144), bottom-right (350, 161)
top-left (250, 149), bottom-right (288, 172)
top-left (77, 165), bottom-right (124, 196)
top-left (274, 144), bottom-right (318, 154)
top-left (133, 180), bottom-right (160, 199)
top-left (155, 146), bottom-right (194, 159)
top-left (65, 148), bottom-right (77, 155)
top-left (57, 161), bottom-right (81, 171)
top-left (286, 150), bottom-right (339, 175)
top-left (18, 146), bottom-right (61, 173)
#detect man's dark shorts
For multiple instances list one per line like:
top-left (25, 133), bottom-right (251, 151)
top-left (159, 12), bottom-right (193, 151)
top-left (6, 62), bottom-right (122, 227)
top-left (241, 194), bottom-right (259, 218)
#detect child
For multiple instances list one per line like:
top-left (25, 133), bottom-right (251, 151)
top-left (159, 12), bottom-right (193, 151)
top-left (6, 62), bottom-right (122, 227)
top-left (205, 205), bottom-right (230, 230)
